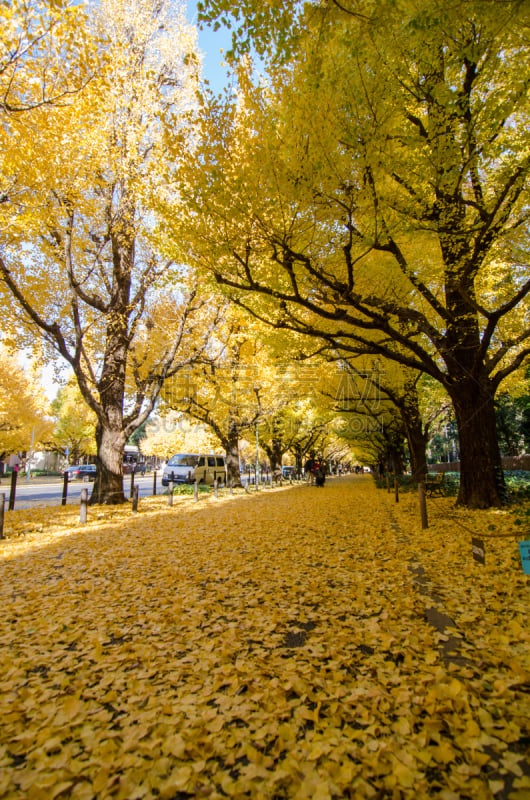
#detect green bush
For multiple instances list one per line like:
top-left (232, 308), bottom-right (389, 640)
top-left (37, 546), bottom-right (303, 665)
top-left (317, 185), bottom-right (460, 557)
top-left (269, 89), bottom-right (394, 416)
top-left (374, 472), bottom-right (460, 496)
top-left (375, 470), bottom-right (530, 501)
top-left (504, 470), bottom-right (530, 498)
top-left (166, 484), bottom-right (212, 496)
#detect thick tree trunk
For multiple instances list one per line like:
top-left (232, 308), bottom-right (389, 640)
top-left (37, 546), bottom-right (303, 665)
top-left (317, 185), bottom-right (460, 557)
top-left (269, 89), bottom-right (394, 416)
top-left (225, 421), bottom-right (242, 487)
top-left (91, 423), bottom-right (126, 504)
top-left (406, 427), bottom-right (429, 481)
top-left (388, 445), bottom-right (405, 476)
top-left (293, 446), bottom-right (303, 475)
top-left (402, 411), bottom-right (428, 481)
top-left (90, 266), bottom-right (130, 505)
top-left (449, 379), bottom-right (505, 508)
top-left (441, 260), bottom-right (505, 507)
top-left (399, 380), bottom-right (428, 481)
top-left (268, 438), bottom-right (284, 474)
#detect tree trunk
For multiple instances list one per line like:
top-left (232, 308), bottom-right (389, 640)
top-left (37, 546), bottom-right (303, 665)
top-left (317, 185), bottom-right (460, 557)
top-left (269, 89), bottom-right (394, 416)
top-left (441, 259), bottom-right (505, 506)
top-left (388, 444), bottom-right (405, 476)
top-left (225, 421), bottom-right (242, 487)
top-left (91, 422), bottom-right (126, 504)
top-left (406, 427), bottom-right (429, 481)
top-left (89, 265), bottom-right (130, 505)
top-left (268, 438), bottom-right (284, 473)
top-left (395, 377), bottom-right (429, 481)
top-left (449, 379), bottom-right (505, 508)
top-left (293, 445), bottom-right (303, 475)
top-left (401, 408), bottom-right (428, 481)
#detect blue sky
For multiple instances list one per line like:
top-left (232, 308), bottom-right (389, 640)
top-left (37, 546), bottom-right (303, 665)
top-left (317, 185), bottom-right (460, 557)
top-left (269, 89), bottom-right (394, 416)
top-left (187, 2), bottom-right (235, 95)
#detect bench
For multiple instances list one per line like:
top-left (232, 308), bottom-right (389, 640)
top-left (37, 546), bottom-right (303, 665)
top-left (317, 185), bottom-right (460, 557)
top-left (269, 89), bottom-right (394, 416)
top-left (424, 472), bottom-right (445, 497)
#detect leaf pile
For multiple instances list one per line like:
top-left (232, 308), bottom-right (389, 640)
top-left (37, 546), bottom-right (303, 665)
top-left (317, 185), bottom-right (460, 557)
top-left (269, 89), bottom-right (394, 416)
top-left (0, 477), bottom-right (528, 799)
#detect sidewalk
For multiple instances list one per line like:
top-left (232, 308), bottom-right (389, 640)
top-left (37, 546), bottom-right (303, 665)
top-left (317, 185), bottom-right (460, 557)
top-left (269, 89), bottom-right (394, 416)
top-left (1, 474), bottom-right (62, 485)
top-left (0, 476), bottom-right (527, 799)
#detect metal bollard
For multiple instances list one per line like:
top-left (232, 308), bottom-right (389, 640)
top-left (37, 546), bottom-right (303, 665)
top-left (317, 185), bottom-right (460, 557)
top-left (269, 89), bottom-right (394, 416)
top-left (168, 480), bottom-right (174, 506)
top-left (394, 476), bottom-right (399, 503)
top-left (80, 488), bottom-right (88, 524)
top-left (194, 480), bottom-right (199, 502)
top-left (0, 493), bottom-right (5, 539)
top-left (8, 470), bottom-right (17, 511)
top-left (229, 479), bottom-right (233, 496)
top-left (214, 478), bottom-right (218, 498)
top-left (132, 485), bottom-right (139, 513)
top-left (153, 471), bottom-right (157, 496)
top-left (130, 470), bottom-right (134, 498)
top-left (62, 472), bottom-right (68, 506)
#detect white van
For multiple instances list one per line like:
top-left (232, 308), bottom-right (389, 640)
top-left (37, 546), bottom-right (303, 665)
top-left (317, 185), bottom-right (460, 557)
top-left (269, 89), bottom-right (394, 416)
top-left (162, 454), bottom-right (226, 487)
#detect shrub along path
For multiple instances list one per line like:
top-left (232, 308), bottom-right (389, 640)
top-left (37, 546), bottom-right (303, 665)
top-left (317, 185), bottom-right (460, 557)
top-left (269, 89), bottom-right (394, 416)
top-left (0, 475), bottom-right (528, 799)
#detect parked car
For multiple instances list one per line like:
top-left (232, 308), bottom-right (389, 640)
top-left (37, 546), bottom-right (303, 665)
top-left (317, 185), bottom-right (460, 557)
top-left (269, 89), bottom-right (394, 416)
top-left (282, 466), bottom-right (295, 478)
top-left (63, 464), bottom-right (97, 482)
top-left (162, 453), bottom-right (227, 486)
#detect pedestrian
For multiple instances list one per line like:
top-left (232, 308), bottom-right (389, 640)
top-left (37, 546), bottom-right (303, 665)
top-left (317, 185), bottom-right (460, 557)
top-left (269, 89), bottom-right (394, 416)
top-left (304, 455), bottom-right (315, 485)
top-left (315, 459), bottom-right (326, 487)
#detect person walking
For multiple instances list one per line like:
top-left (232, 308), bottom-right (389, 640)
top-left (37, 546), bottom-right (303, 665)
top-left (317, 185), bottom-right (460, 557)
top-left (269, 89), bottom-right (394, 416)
top-left (304, 455), bottom-right (315, 485)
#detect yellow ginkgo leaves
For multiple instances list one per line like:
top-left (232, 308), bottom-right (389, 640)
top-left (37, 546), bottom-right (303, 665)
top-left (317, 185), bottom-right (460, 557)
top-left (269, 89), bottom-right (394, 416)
top-left (0, 476), bottom-right (528, 798)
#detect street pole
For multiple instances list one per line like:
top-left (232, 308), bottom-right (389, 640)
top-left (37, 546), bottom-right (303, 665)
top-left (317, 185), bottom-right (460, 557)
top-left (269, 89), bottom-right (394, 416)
top-left (255, 424), bottom-right (259, 491)
top-left (27, 426), bottom-right (35, 482)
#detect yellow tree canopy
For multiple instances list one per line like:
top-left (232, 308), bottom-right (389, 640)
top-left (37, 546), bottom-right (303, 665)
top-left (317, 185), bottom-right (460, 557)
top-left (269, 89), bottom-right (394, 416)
top-left (50, 378), bottom-right (97, 462)
top-left (141, 411), bottom-right (220, 458)
top-left (161, 310), bottom-right (301, 440)
top-left (165, 0), bottom-right (530, 507)
top-left (0, 0), bottom-right (218, 503)
top-left (0, 345), bottom-right (52, 454)
top-left (0, 0), bottom-right (94, 115)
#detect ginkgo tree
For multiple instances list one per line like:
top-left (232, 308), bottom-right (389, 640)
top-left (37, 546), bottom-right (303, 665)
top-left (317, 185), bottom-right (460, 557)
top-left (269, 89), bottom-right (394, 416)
top-left (160, 312), bottom-right (300, 485)
top-left (0, 0), bottom-right (223, 503)
top-left (0, 344), bottom-right (52, 456)
top-left (0, 0), bottom-right (94, 114)
top-left (326, 356), bottom-right (452, 479)
top-left (258, 358), bottom-right (357, 474)
top-left (495, 366), bottom-right (530, 457)
top-left (316, 358), bottom-right (403, 473)
top-left (0, 0), bottom-right (96, 227)
top-left (280, 398), bottom-right (336, 474)
top-left (169, 0), bottom-right (530, 508)
top-left (49, 378), bottom-right (97, 464)
top-left (141, 410), bottom-right (220, 460)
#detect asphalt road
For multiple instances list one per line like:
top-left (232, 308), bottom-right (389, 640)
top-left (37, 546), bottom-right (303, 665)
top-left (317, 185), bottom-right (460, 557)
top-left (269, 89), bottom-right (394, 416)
top-left (0, 474), bottom-right (159, 510)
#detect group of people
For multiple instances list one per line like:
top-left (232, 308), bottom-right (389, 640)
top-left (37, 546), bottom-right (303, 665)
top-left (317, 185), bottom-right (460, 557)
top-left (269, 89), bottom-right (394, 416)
top-left (304, 456), bottom-right (327, 487)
